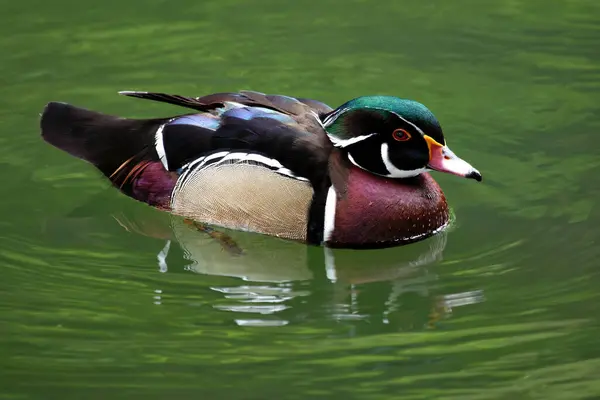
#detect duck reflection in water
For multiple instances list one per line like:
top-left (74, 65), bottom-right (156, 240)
top-left (47, 195), bottom-right (484, 331)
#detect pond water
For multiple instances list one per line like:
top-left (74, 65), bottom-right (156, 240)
top-left (2, 1), bottom-right (599, 399)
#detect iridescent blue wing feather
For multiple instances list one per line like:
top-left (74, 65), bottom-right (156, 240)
top-left (119, 89), bottom-right (332, 136)
top-left (159, 107), bottom-right (330, 185)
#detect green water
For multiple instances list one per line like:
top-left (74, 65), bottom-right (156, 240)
top-left (2, 1), bottom-right (600, 398)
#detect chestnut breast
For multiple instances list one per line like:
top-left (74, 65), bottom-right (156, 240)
top-left (329, 167), bottom-right (449, 248)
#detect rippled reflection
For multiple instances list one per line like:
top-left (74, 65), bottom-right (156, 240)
top-left (104, 205), bottom-right (486, 329)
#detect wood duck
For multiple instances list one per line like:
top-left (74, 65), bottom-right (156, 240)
top-left (40, 90), bottom-right (482, 249)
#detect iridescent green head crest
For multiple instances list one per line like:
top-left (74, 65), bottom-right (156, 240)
top-left (323, 95), bottom-right (444, 145)
top-left (320, 94), bottom-right (481, 181)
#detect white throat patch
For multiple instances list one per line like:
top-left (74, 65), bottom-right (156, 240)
top-left (380, 142), bottom-right (426, 178)
top-left (346, 143), bottom-right (426, 179)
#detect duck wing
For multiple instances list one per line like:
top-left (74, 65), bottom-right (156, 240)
top-left (121, 89), bottom-right (350, 198)
top-left (40, 96), bottom-right (334, 192)
top-left (162, 108), bottom-right (329, 182)
top-left (41, 92), bottom-right (344, 244)
top-left (119, 89), bottom-right (333, 135)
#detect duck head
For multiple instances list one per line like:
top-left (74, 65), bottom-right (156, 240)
top-left (323, 96), bottom-right (482, 182)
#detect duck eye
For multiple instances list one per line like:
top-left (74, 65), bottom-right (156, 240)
top-left (392, 128), bottom-right (411, 142)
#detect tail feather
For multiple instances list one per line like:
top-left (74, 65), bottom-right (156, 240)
top-left (40, 101), bottom-right (165, 179)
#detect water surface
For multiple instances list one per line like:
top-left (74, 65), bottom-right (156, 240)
top-left (1, 1), bottom-right (600, 399)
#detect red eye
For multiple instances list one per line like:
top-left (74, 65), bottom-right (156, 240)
top-left (392, 129), bottom-right (411, 141)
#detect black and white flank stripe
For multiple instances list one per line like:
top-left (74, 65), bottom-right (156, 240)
top-left (172, 151), bottom-right (310, 196)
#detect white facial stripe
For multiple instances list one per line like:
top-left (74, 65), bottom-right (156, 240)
top-left (322, 107), bottom-right (349, 127)
top-left (323, 185), bottom-right (337, 243)
top-left (325, 104), bottom-right (428, 135)
top-left (348, 105), bottom-right (428, 138)
top-left (155, 123), bottom-right (168, 170)
top-left (346, 153), bottom-right (362, 170)
top-left (324, 105), bottom-right (430, 179)
top-left (360, 106), bottom-right (425, 135)
top-left (310, 110), bottom-right (324, 128)
top-left (381, 143), bottom-right (426, 178)
top-left (327, 132), bottom-right (376, 148)
top-left (347, 144), bottom-right (425, 179)
top-left (394, 114), bottom-right (424, 135)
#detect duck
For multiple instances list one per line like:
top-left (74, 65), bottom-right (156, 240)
top-left (40, 90), bottom-right (482, 249)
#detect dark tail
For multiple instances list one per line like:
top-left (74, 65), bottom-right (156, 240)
top-left (40, 102), bottom-right (178, 208)
top-left (40, 101), bottom-right (165, 179)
